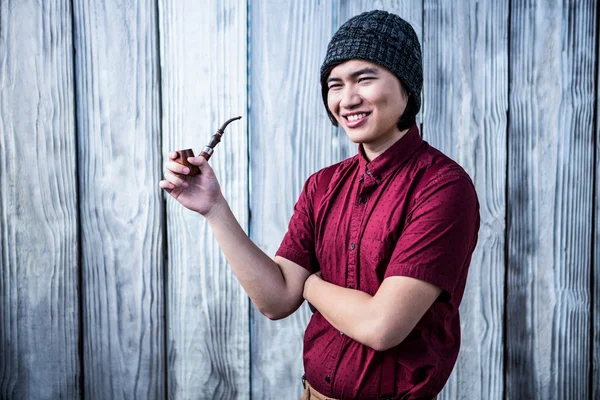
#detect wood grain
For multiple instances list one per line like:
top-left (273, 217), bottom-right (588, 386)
top-left (337, 0), bottom-right (423, 160)
top-left (507, 0), bottom-right (595, 398)
top-left (248, 1), bottom-right (335, 398)
top-left (1, 2), bottom-right (599, 399)
top-left (72, 0), bottom-right (165, 398)
top-left (158, 1), bottom-right (249, 398)
top-left (0, 1), bottom-right (80, 398)
top-left (593, 2), bottom-right (600, 399)
top-left (423, 1), bottom-right (507, 399)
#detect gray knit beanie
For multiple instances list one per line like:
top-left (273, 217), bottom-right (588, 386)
top-left (320, 10), bottom-right (422, 128)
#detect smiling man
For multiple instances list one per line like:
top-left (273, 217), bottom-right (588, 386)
top-left (160, 9), bottom-right (479, 400)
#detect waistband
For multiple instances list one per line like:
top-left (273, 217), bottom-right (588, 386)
top-left (301, 375), bottom-right (338, 400)
top-left (300, 375), bottom-right (438, 400)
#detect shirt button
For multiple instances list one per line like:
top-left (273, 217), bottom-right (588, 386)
top-left (325, 376), bottom-right (331, 383)
top-left (360, 197), bottom-right (367, 204)
top-left (366, 169), bottom-right (371, 175)
top-left (339, 331), bottom-right (344, 336)
top-left (349, 243), bottom-right (355, 250)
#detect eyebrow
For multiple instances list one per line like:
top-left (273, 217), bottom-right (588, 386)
top-left (327, 67), bottom-right (380, 84)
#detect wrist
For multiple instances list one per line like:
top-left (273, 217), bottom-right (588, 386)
top-left (203, 194), bottom-right (228, 221)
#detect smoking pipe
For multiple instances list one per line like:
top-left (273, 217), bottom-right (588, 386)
top-left (175, 116), bottom-right (242, 176)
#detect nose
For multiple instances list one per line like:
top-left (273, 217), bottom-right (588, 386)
top-left (339, 85), bottom-right (362, 109)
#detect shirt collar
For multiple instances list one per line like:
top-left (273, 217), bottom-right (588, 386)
top-left (357, 124), bottom-right (423, 183)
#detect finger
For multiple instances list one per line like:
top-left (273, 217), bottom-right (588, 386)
top-left (159, 180), bottom-right (175, 193)
top-left (166, 160), bottom-right (191, 175)
top-left (164, 170), bottom-right (189, 188)
top-left (168, 151), bottom-right (179, 160)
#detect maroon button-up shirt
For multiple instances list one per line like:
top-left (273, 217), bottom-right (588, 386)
top-left (276, 125), bottom-right (480, 399)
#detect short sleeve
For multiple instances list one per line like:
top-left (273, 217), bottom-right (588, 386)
top-left (275, 173), bottom-right (321, 273)
top-left (384, 174), bottom-right (480, 297)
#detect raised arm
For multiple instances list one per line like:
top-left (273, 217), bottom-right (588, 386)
top-left (160, 152), bottom-right (310, 319)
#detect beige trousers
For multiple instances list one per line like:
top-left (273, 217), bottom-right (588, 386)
top-left (299, 379), bottom-right (337, 400)
top-left (299, 378), bottom-right (438, 400)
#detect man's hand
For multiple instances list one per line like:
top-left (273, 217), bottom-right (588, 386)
top-left (159, 151), bottom-right (224, 216)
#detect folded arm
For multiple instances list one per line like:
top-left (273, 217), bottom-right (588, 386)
top-left (303, 174), bottom-right (478, 351)
top-left (303, 274), bottom-right (441, 351)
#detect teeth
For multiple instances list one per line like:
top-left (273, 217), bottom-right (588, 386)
top-left (347, 113), bottom-right (367, 122)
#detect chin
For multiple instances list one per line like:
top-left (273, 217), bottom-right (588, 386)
top-left (344, 130), bottom-right (376, 144)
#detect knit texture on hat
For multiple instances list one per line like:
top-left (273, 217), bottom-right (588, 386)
top-left (320, 10), bottom-right (423, 113)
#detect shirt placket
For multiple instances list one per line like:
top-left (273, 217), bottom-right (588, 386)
top-left (324, 170), bottom-right (373, 395)
top-left (346, 174), bottom-right (370, 289)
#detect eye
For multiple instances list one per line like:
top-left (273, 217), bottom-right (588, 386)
top-left (328, 83), bottom-right (342, 90)
top-left (358, 76), bottom-right (375, 83)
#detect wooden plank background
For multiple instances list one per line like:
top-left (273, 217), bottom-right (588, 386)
top-left (72, 0), bottom-right (166, 398)
top-left (595, 3), bottom-right (600, 396)
top-left (0, 1), bottom-right (80, 399)
top-left (507, 1), bottom-right (596, 399)
top-left (159, 0), bottom-right (250, 398)
top-left (1, 1), bottom-right (598, 399)
top-left (594, 6), bottom-right (600, 395)
top-left (249, 1), bottom-right (334, 397)
top-left (423, 1), bottom-right (507, 399)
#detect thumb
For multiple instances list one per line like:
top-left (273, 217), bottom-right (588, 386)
top-left (188, 155), bottom-right (214, 176)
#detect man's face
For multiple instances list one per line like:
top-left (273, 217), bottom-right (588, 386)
top-left (326, 60), bottom-right (408, 158)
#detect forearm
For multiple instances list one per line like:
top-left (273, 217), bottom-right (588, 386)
top-left (205, 198), bottom-right (300, 319)
top-left (304, 278), bottom-right (386, 349)
top-left (304, 274), bottom-right (441, 351)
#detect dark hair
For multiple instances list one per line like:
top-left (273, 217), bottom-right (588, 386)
top-left (320, 63), bottom-right (417, 133)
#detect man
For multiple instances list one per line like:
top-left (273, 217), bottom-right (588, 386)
top-left (160, 10), bottom-right (479, 400)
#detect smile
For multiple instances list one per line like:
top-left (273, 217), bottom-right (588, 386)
top-left (347, 112), bottom-right (368, 121)
top-left (343, 112), bottom-right (370, 127)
